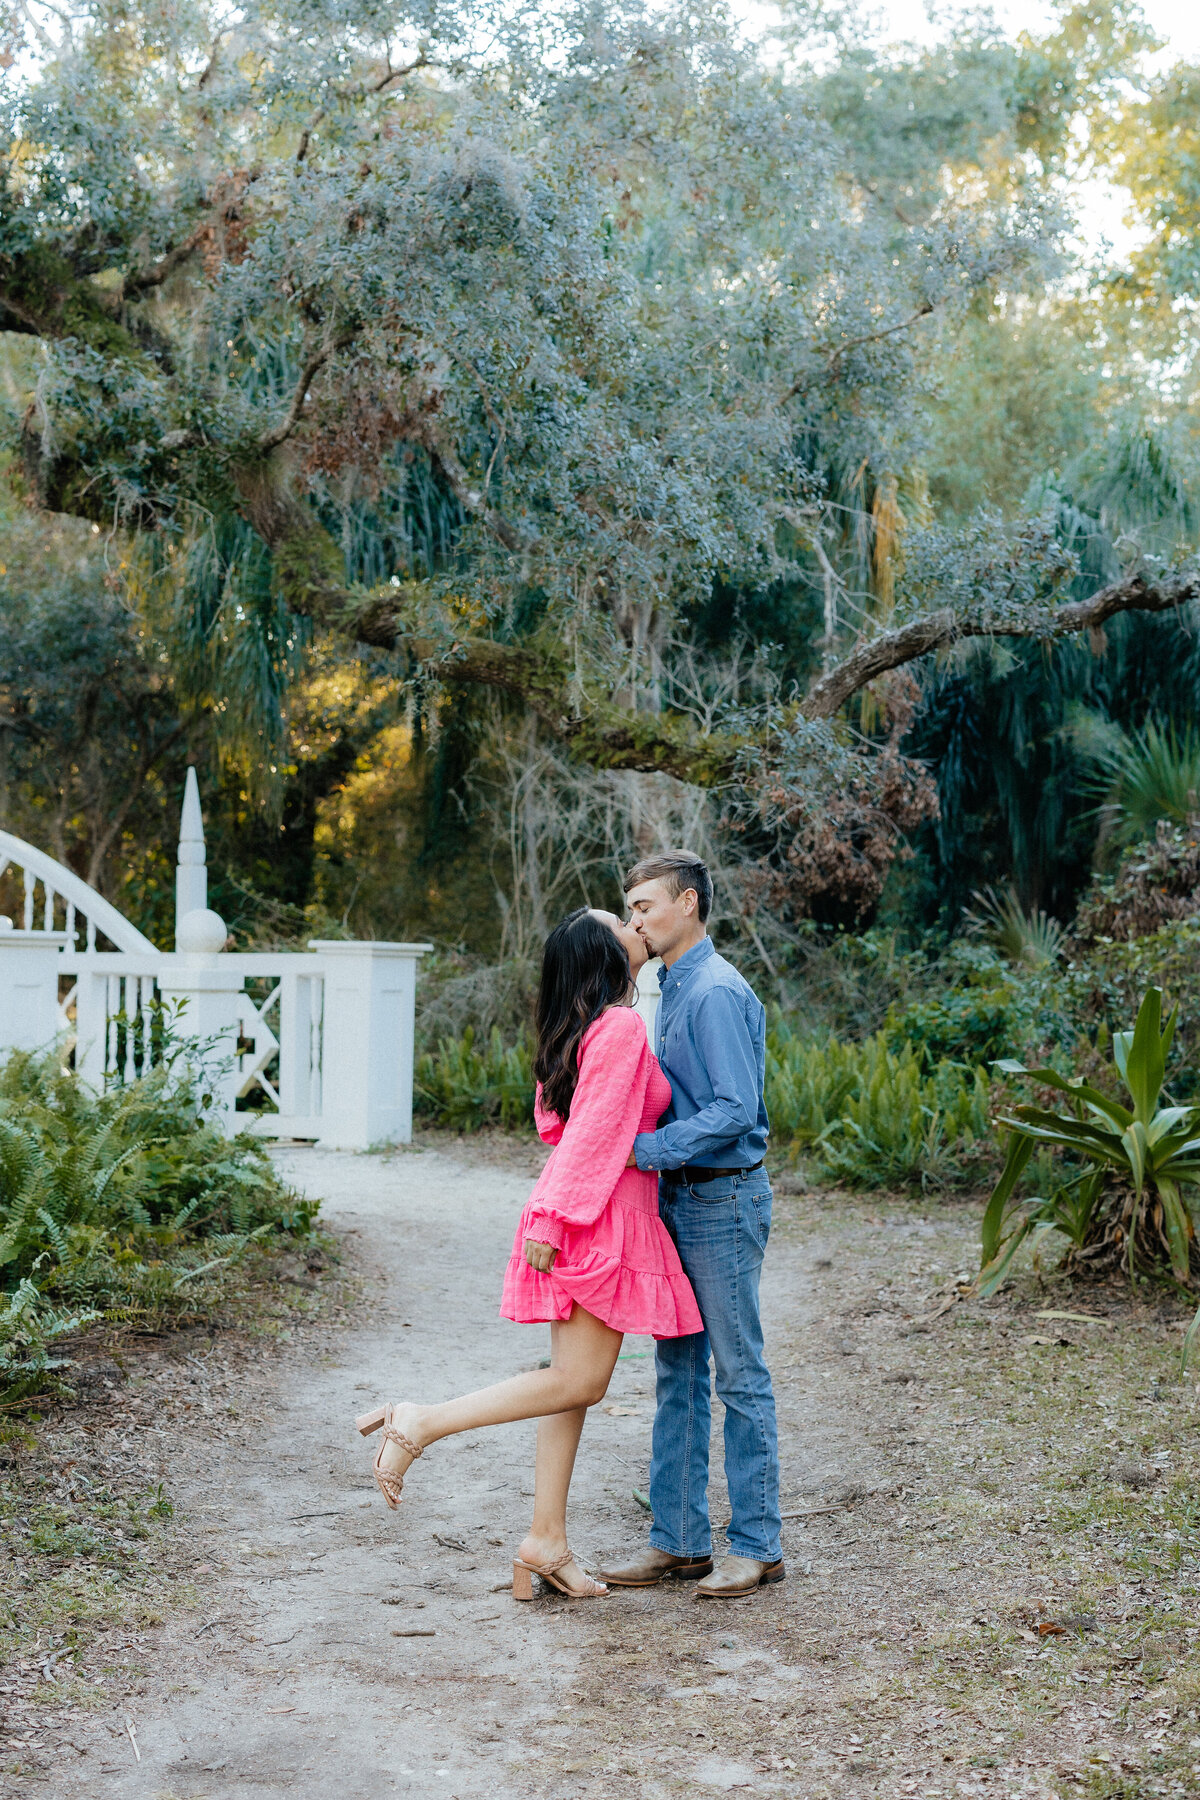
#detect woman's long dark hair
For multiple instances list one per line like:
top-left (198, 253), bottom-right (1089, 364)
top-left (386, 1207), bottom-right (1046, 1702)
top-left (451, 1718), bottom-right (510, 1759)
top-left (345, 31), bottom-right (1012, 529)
top-left (534, 907), bottom-right (633, 1120)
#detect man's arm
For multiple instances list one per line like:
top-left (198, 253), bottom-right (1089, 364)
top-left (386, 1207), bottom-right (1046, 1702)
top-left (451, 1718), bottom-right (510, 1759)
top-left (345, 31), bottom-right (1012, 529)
top-left (634, 986), bottom-right (758, 1171)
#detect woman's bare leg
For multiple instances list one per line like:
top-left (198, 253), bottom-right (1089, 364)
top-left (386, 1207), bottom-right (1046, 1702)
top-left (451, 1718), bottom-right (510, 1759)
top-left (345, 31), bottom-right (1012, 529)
top-left (375, 1305), bottom-right (621, 1594)
top-left (382, 1304), bottom-right (622, 1456)
top-left (514, 1314), bottom-right (601, 1590)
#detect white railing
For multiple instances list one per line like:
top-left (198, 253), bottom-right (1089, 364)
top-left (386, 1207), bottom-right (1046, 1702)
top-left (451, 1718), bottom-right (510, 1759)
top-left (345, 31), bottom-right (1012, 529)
top-left (66, 952), bottom-right (329, 1139)
top-left (0, 802), bottom-right (430, 1148)
top-left (0, 829), bottom-right (157, 956)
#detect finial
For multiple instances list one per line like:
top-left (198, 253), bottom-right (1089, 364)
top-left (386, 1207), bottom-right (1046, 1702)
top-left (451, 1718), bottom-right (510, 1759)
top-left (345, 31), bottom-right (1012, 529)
top-left (175, 767), bottom-right (209, 949)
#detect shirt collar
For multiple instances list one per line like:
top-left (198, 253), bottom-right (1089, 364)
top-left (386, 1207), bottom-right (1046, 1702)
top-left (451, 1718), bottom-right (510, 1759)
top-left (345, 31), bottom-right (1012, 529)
top-left (657, 936), bottom-right (714, 989)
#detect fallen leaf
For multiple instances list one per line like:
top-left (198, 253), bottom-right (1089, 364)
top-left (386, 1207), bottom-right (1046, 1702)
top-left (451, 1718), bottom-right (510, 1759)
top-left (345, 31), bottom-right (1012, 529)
top-left (1037, 1621), bottom-right (1066, 1637)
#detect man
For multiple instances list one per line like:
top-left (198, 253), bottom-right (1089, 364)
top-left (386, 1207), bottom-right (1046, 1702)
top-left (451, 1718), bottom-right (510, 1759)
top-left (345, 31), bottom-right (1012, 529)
top-left (599, 851), bottom-right (783, 1599)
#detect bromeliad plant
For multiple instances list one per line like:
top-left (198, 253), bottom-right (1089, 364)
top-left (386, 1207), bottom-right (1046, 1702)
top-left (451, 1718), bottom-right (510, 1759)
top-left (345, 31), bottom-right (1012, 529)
top-left (979, 988), bottom-right (1200, 1303)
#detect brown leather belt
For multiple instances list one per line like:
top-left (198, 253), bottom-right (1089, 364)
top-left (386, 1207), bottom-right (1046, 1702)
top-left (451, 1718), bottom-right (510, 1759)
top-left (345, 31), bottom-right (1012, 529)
top-left (675, 1160), bottom-right (764, 1185)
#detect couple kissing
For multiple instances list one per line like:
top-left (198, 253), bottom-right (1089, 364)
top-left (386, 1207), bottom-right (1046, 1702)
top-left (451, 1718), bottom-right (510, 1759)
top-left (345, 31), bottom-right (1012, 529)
top-left (355, 850), bottom-right (782, 1603)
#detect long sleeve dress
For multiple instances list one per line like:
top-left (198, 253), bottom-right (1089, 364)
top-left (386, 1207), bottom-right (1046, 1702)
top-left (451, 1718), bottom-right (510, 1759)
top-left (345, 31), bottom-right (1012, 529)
top-left (500, 1006), bottom-right (702, 1340)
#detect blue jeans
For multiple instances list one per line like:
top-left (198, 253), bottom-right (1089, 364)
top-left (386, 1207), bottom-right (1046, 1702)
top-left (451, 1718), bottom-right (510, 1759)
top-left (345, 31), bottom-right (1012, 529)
top-left (649, 1168), bottom-right (781, 1564)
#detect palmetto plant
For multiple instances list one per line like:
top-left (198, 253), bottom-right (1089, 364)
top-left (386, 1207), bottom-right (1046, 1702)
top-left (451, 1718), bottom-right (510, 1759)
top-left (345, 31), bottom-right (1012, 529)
top-left (980, 988), bottom-right (1200, 1302)
top-left (965, 884), bottom-right (1066, 968)
top-left (1095, 720), bottom-right (1200, 850)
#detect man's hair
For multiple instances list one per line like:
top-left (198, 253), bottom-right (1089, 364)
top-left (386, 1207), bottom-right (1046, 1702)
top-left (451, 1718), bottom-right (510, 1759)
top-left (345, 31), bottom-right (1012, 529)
top-left (623, 850), bottom-right (713, 923)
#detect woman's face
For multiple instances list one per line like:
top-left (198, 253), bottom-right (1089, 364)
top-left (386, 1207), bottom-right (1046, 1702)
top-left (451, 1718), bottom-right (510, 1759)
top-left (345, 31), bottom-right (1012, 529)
top-left (589, 908), bottom-right (648, 972)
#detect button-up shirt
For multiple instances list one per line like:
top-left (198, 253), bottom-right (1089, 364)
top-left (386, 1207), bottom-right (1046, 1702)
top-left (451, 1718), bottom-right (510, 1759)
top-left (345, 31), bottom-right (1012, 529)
top-left (633, 937), bottom-right (769, 1172)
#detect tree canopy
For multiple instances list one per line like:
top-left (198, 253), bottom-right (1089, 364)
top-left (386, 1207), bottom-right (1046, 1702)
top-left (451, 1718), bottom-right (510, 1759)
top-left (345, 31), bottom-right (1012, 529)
top-left (1, 0), bottom-right (1199, 945)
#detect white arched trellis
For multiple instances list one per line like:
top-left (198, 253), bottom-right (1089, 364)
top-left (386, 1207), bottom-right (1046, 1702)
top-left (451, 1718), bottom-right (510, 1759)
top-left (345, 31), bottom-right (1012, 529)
top-left (0, 778), bottom-right (431, 1148)
top-left (0, 831), bottom-right (156, 955)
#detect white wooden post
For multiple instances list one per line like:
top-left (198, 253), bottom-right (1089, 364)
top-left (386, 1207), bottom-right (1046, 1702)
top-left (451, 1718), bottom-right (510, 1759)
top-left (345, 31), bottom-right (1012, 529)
top-left (157, 909), bottom-right (242, 1135)
top-left (634, 958), bottom-right (663, 1048)
top-left (0, 925), bottom-right (71, 1055)
top-left (310, 941), bottom-right (431, 1149)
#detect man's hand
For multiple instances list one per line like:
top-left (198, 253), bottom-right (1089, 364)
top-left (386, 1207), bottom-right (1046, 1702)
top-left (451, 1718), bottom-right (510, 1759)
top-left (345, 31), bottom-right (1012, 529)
top-left (523, 1238), bottom-right (558, 1272)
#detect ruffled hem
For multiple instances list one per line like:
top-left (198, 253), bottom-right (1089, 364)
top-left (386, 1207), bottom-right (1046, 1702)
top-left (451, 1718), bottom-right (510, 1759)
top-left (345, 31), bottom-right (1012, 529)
top-left (501, 1196), bottom-right (702, 1340)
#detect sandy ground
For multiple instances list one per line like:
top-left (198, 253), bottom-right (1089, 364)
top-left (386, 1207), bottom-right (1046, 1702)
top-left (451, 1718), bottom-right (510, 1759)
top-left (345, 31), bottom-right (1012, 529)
top-left (8, 1139), bottom-right (1200, 1800)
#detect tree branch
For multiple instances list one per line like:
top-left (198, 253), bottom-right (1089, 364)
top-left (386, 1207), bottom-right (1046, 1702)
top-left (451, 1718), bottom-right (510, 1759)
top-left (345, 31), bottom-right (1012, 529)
top-left (297, 50), bottom-right (430, 161)
top-left (423, 429), bottom-right (534, 554)
top-left (798, 567), bottom-right (1200, 720)
top-left (781, 301), bottom-right (935, 404)
top-left (125, 225), bottom-right (208, 294)
top-left (257, 336), bottom-right (355, 453)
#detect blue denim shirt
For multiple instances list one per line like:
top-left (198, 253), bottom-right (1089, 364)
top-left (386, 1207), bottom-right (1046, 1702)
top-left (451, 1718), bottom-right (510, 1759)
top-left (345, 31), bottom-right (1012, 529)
top-left (633, 938), bottom-right (769, 1172)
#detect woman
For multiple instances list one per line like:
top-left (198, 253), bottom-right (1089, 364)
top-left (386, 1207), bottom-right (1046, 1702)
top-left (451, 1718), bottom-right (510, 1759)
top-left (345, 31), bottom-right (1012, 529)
top-left (355, 906), bottom-right (701, 1600)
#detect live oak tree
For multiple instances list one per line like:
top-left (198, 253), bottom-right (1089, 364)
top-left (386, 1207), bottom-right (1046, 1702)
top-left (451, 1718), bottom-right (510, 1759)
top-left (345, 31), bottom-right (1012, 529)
top-left (1, 0), bottom-right (1197, 902)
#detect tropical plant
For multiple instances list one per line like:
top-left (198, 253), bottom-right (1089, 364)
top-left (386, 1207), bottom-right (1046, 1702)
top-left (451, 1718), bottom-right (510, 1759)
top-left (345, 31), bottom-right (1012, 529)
top-left (414, 1027), bottom-right (535, 1133)
top-left (1094, 720), bottom-right (1200, 850)
top-left (979, 987), bottom-right (1200, 1298)
top-left (965, 884), bottom-right (1067, 968)
top-left (0, 1049), bottom-right (317, 1324)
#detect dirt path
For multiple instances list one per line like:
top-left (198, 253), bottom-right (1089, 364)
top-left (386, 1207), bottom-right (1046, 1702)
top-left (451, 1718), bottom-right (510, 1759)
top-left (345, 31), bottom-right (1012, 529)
top-left (16, 1141), bottom-right (1200, 1800)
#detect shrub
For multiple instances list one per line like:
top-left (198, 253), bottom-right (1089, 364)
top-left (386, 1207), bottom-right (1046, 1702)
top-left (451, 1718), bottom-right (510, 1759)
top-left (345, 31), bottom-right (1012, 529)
top-left (0, 1279), bottom-right (100, 1405)
top-left (1074, 817), bottom-right (1200, 945)
top-left (766, 1020), bottom-right (992, 1189)
top-left (0, 1049), bottom-right (316, 1332)
top-left (979, 987), bottom-right (1200, 1309)
top-left (414, 1026), bottom-right (536, 1131)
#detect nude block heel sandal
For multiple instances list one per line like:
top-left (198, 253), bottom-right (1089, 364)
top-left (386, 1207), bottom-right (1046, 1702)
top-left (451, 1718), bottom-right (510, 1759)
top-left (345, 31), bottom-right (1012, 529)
top-left (512, 1550), bottom-right (608, 1601)
top-left (354, 1403), bottom-right (421, 1510)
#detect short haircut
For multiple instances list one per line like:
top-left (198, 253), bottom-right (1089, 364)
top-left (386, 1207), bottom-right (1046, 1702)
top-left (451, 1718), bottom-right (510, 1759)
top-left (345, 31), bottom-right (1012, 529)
top-left (623, 850), bottom-right (713, 923)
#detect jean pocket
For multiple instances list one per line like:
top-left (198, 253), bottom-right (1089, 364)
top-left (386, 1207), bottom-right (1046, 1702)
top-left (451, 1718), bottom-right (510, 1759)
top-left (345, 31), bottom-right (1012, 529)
top-left (687, 1177), bottom-right (738, 1203)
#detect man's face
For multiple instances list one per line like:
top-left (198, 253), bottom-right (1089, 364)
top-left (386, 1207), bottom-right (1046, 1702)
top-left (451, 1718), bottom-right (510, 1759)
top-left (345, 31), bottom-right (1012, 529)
top-left (625, 878), bottom-right (698, 959)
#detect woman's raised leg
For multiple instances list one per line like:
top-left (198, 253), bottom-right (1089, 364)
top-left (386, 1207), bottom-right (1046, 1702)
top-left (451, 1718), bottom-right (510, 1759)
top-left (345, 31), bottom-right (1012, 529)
top-left (367, 1304), bottom-right (622, 1515)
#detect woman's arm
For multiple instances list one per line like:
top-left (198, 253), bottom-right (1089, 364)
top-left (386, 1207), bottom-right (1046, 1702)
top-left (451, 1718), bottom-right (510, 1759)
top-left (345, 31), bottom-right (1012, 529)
top-left (522, 1008), bottom-right (651, 1251)
top-left (534, 1088), bottom-right (566, 1145)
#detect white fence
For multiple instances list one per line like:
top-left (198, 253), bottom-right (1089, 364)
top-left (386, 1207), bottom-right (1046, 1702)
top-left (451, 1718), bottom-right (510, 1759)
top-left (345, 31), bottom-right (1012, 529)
top-left (0, 774), bottom-right (430, 1148)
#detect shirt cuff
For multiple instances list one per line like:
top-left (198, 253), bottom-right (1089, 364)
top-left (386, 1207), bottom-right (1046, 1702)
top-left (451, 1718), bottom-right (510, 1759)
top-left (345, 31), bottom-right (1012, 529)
top-left (633, 1132), bottom-right (660, 1171)
top-left (522, 1211), bottom-right (565, 1251)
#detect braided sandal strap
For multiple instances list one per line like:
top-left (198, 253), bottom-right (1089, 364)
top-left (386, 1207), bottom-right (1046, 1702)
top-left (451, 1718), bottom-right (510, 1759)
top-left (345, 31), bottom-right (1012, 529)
top-left (381, 1421), bottom-right (422, 1461)
top-left (373, 1463), bottom-right (407, 1505)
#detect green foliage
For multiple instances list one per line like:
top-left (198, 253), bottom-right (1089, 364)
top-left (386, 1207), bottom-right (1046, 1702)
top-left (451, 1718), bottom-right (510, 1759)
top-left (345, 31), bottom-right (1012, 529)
top-left (766, 1020), bottom-right (991, 1189)
top-left (414, 1027), bottom-right (535, 1132)
top-left (1094, 719), bottom-right (1200, 849)
top-left (979, 988), bottom-right (1200, 1308)
top-left (885, 980), bottom-right (1029, 1074)
top-left (0, 1279), bottom-right (100, 1405)
top-left (964, 885), bottom-right (1067, 968)
top-left (0, 1050), bottom-right (316, 1339)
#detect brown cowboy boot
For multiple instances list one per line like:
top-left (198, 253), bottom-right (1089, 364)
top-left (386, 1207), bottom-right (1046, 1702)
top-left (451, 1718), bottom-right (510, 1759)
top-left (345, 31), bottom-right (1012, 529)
top-left (596, 1547), bottom-right (714, 1587)
top-left (694, 1555), bottom-right (786, 1598)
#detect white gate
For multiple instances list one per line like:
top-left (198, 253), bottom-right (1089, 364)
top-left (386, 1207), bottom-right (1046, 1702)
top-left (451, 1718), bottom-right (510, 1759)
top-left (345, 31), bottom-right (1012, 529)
top-left (0, 773), bottom-right (430, 1149)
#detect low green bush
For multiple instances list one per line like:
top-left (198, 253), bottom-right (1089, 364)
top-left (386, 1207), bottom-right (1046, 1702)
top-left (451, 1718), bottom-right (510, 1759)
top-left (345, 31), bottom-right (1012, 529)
top-left (767, 1020), bottom-right (992, 1189)
top-left (414, 1026), bottom-right (536, 1131)
top-left (0, 1279), bottom-right (100, 1405)
top-left (0, 1049), bottom-right (317, 1383)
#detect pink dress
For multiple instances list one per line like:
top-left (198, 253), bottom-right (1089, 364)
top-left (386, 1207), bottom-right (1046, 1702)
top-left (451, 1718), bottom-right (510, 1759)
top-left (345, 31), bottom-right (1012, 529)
top-left (500, 1006), bottom-right (702, 1340)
